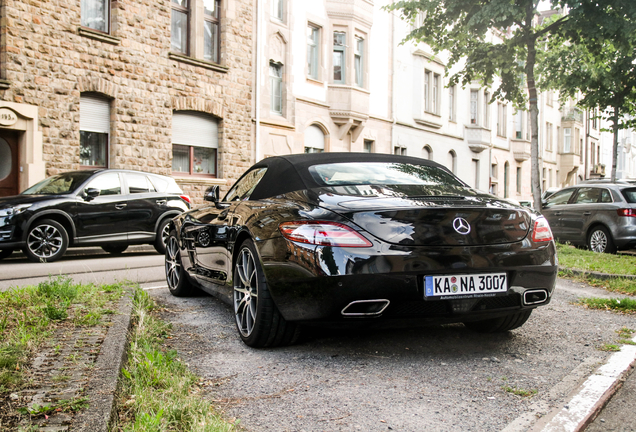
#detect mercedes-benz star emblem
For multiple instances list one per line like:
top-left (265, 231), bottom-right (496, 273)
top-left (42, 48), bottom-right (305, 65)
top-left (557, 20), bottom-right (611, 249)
top-left (452, 217), bottom-right (471, 235)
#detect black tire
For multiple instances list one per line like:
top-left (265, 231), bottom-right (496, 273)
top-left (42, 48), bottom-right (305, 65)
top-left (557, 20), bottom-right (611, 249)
top-left (464, 310), bottom-right (532, 333)
top-left (233, 239), bottom-right (300, 348)
top-left (165, 231), bottom-right (196, 296)
top-left (102, 244), bottom-right (129, 254)
top-left (154, 218), bottom-right (171, 255)
top-left (587, 226), bottom-right (616, 254)
top-left (0, 249), bottom-right (14, 260)
top-left (23, 219), bottom-right (69, 263)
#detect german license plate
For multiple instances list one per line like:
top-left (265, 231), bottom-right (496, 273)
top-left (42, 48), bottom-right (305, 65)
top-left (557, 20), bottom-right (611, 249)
top-left (424, 273), bottom-right (507, 299)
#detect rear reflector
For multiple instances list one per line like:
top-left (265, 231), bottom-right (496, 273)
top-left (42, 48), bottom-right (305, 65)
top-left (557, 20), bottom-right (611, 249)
top-left (617, 208), bottom-right (636, 217)
top-left (180, 195), bottom-right (191, 204)
top-left (532, 217), bottom-right (553, 242)
top-left (279, 221), bottom-right (372, 247)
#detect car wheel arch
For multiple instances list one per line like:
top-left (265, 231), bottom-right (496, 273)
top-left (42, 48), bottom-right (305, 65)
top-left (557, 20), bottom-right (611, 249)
top-left (24, 211), bottom-right (76, 245)
top-left (586, 222), bottom-right (613, 242)
top-left (154, 211), bottom-right (182, 233)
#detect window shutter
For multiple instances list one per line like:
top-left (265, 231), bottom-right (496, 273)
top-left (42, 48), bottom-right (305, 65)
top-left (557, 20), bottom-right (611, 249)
top-left (305, 125), bottom-right (325, 150)
top-left (80, 94), bottom-right (110, 133)
top-left (172, 111), bottom-right (218, 148)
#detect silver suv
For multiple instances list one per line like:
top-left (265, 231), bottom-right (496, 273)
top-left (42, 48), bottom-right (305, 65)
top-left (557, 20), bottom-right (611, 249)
top-left (541, 183), bottom-right (636, 253)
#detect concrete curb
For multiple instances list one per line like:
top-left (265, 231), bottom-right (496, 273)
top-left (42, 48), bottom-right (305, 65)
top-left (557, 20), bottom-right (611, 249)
top-left (558, 266), bottom-right (636, 280)
top-left (72, 289), bottom-right (134, 431)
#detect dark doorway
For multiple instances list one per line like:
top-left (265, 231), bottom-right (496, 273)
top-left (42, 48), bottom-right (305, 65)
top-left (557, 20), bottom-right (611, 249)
top-left (0, 132), bottom-right (20, 197)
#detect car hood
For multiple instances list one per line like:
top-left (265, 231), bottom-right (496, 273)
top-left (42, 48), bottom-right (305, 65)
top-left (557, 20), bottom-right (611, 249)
top-left (286, 184), bottom-right (532, 246)
top-left (0, 194), bottom-right (71, 210)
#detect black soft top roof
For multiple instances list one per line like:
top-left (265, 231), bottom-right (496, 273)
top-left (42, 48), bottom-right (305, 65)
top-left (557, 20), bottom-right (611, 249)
top-left (244, 152), bottom-right (451, 200)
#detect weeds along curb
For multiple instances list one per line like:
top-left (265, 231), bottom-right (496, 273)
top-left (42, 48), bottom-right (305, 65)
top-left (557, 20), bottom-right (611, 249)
top-left (558, 266), bottom-right (636, 281)
top-left (72, 288), bottom-right (133, 432)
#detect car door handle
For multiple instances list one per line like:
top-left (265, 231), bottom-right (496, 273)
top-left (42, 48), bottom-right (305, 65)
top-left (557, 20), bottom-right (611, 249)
top-left (553, 211), bottom-right (561, 216)
top-left (115, 204), bottom-right (127, 210)
top-left (156, 200), bottom-right (167, 205)
top-left (583, 212), bottom-right (592, 216)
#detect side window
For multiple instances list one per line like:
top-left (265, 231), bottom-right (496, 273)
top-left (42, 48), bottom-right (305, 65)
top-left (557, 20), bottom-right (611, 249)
top-left (600, 189), bottom-right (613, 203)
top-left (622, 188), bottom-right (636, 203)
top-left (149, 176), bottom-right (169, 193)
top-left (224, 168), bottom-right (268, 202)
top-left (126, 173), bottom-right (155, 194)
top-left (85, 173), bottom-right (121, 196)
top-left (545, 189), bottom-right (575, 207)
top-left (573, 187), bottom-right (600, 204)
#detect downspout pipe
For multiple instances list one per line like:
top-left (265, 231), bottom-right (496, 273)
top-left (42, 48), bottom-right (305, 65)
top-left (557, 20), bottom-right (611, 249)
top-left (254, 0), bottom-right (262, 163)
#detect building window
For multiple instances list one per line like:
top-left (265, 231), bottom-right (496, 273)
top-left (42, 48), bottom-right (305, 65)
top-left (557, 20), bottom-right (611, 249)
top-left (307, 25), bottom-right (320, 80)
top-left (516, 167), bottom-right (522, 194)
top-left (542, 168), bottom-right (547, 192)
top-left (363, 140), bottom-right (374, 153)
top-left (515, 110), bottom-right (523, 139)
top-left (305, 125), bottom-right (325, 153)
top-left (448, 150), bottom-right (457, 174)
top-left (203, 0), bottom-right (220, 63)
top-left (81, 0), bottom-right (109, 33)
top-left (424, 70), bottom-right (441, 114)
top-left (354, 37), bottom-right (364, 87)
top-left (333, 31), bottom-right (346, 84)
top-left (546, 122), bottom-right (553, 151)
top-left (272, 0), bottom-right (283, 21)
top-left (448, 85), bottom-right (456, 122)
top-left (171, 0), bottom-right (189, 55)
top-left (546, 90), bottom-right (553, 106)
top-left (497, 103), bottom-right (507, 137)
top-left (423, 145), bottom-right (432, 160)
top-left (80, 94), bottom-right (110, 168)
top-left (504, 162), bottom-right (509, 198)
top-left (172, 111), bottom-right (218, 176)
top-left (394, 146), bottom-right (407, 155)
top-left (270, 62), bottom-right (283, 114)
top-left (470, 90), bottom-right (478, 124)
top-left (483, 91), bottom-right (490, 128)
top-left (564, 127), bottom-right (572, 153)
top-left (473, 159), bottom-right (480, 189)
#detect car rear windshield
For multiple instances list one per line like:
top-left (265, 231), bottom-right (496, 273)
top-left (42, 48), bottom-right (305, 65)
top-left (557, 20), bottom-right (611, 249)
top-left (21, 172), bottom-right (94, 195)
top-left (308, 162), bottom-right (464, 187)
top-left (622, 188), bottom-right (636, 203)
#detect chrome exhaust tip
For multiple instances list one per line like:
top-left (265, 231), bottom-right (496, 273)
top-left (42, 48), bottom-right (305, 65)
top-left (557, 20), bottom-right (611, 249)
top-left (523, 289), bottom-right (548, 306)
top-left (341, 299), bottom-right (390, 317)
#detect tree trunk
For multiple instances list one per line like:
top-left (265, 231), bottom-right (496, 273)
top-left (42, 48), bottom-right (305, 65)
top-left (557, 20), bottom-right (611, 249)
top-left (525, 6), bottom-right (542, 212)
top-left (611, 106), bottom-right (620, 182)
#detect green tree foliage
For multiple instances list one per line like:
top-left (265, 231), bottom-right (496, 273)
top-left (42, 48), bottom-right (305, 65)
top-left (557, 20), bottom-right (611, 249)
top-left (385, 0), bottom-right (633, 208)
top-left (539, 2), bottom-right (636, 182)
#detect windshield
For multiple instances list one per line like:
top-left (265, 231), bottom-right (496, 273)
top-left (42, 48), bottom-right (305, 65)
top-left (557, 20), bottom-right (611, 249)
top-left (309, 162), bottom-right (465, 187)
top-left (22, 172), bottom-right (94, 195)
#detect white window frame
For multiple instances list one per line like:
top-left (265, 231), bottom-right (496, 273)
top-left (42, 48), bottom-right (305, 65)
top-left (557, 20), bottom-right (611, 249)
top-left (307, 24), bottom-right (320, 80)
top-left (333, 31), bottom-right (346, 84)
top-left (354, 36), bottom-right (364, 87)
top-left (270, 61), bottom-right (283, 115)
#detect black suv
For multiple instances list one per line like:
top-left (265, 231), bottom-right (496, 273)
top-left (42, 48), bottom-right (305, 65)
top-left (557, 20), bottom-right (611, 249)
top-left (0, 169), bottom-right (190, 262)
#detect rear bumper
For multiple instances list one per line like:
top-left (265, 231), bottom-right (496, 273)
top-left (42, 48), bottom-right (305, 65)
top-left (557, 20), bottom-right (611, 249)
top-left (260, 237), bottom-right (558, 322)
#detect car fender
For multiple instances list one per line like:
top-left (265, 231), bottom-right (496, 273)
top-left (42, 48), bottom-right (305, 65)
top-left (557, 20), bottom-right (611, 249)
top-left (584, 214), bottom-right (615, 239)
top-left (23, 210), bottom-right (77, 242)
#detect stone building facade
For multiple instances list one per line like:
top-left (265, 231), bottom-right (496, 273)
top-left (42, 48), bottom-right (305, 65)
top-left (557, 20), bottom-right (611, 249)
top-left (0, 0), bottom-right (253, 202)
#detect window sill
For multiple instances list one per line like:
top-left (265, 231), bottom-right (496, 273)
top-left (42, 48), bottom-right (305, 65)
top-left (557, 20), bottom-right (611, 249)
top-left (0, 80), bottom-right (10, 90)
top-left (306, 77), bottom-right (324, 86)
top-left (78, 27), bottom-right (121, 45)
top-left (414, 113), bottom-right (442, 129)
top-left (168, 52), bottom-right (229, 73)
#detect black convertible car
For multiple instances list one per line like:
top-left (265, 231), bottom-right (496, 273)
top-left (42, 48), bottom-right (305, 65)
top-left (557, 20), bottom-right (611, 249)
top-left (165, 153), bottom-right (557, 347)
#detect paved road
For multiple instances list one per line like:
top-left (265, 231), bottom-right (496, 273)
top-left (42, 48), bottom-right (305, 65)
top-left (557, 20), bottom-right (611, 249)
top-left (1, 251), bottom-right (634, 431)
top-left (0, 246), bottom-right (165, 291)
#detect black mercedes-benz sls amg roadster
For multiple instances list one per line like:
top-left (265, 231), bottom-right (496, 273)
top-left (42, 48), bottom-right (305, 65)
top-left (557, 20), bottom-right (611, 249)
top-left (165, 153), bottom-right (557, 347)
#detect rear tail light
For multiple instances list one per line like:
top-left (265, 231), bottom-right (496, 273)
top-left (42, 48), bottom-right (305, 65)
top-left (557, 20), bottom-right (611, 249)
top-left (279, 221), bottom-right (372, 247)
top-left (180, 195), bottom-right (191, 204)
top-left (532, 217), bottom-right (553, 242)
top-left (617, 208), bottom-right (636, 217)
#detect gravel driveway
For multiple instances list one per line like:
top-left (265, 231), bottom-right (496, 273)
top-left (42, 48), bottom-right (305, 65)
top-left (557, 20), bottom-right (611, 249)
top-left (149, 278), bottom-right (635, 432)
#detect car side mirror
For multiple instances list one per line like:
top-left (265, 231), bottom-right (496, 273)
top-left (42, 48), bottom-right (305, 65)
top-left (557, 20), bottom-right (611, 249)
top-left (204, 185), bottom-right (226, 209)
top-left (84, 188), bottom-right (101, 201)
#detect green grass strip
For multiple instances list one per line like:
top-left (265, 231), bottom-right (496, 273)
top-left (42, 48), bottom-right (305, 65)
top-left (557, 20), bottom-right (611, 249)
top-left (579, 297), bottom-right (636, 313)
top-left (556, 243), bottom-right (636, 276)
top-left (113, 289), bottom-right (237, 432)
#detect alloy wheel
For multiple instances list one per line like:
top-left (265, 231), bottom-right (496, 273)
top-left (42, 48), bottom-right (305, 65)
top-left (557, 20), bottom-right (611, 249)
top-left (165, 236), bottom-right (181, 289)
top-left (27, 224), bottom-right (64, 260)
top-left (589, 230), bottom-right (608, 253)
top-left (234, 247), bottom-right (258, 338)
